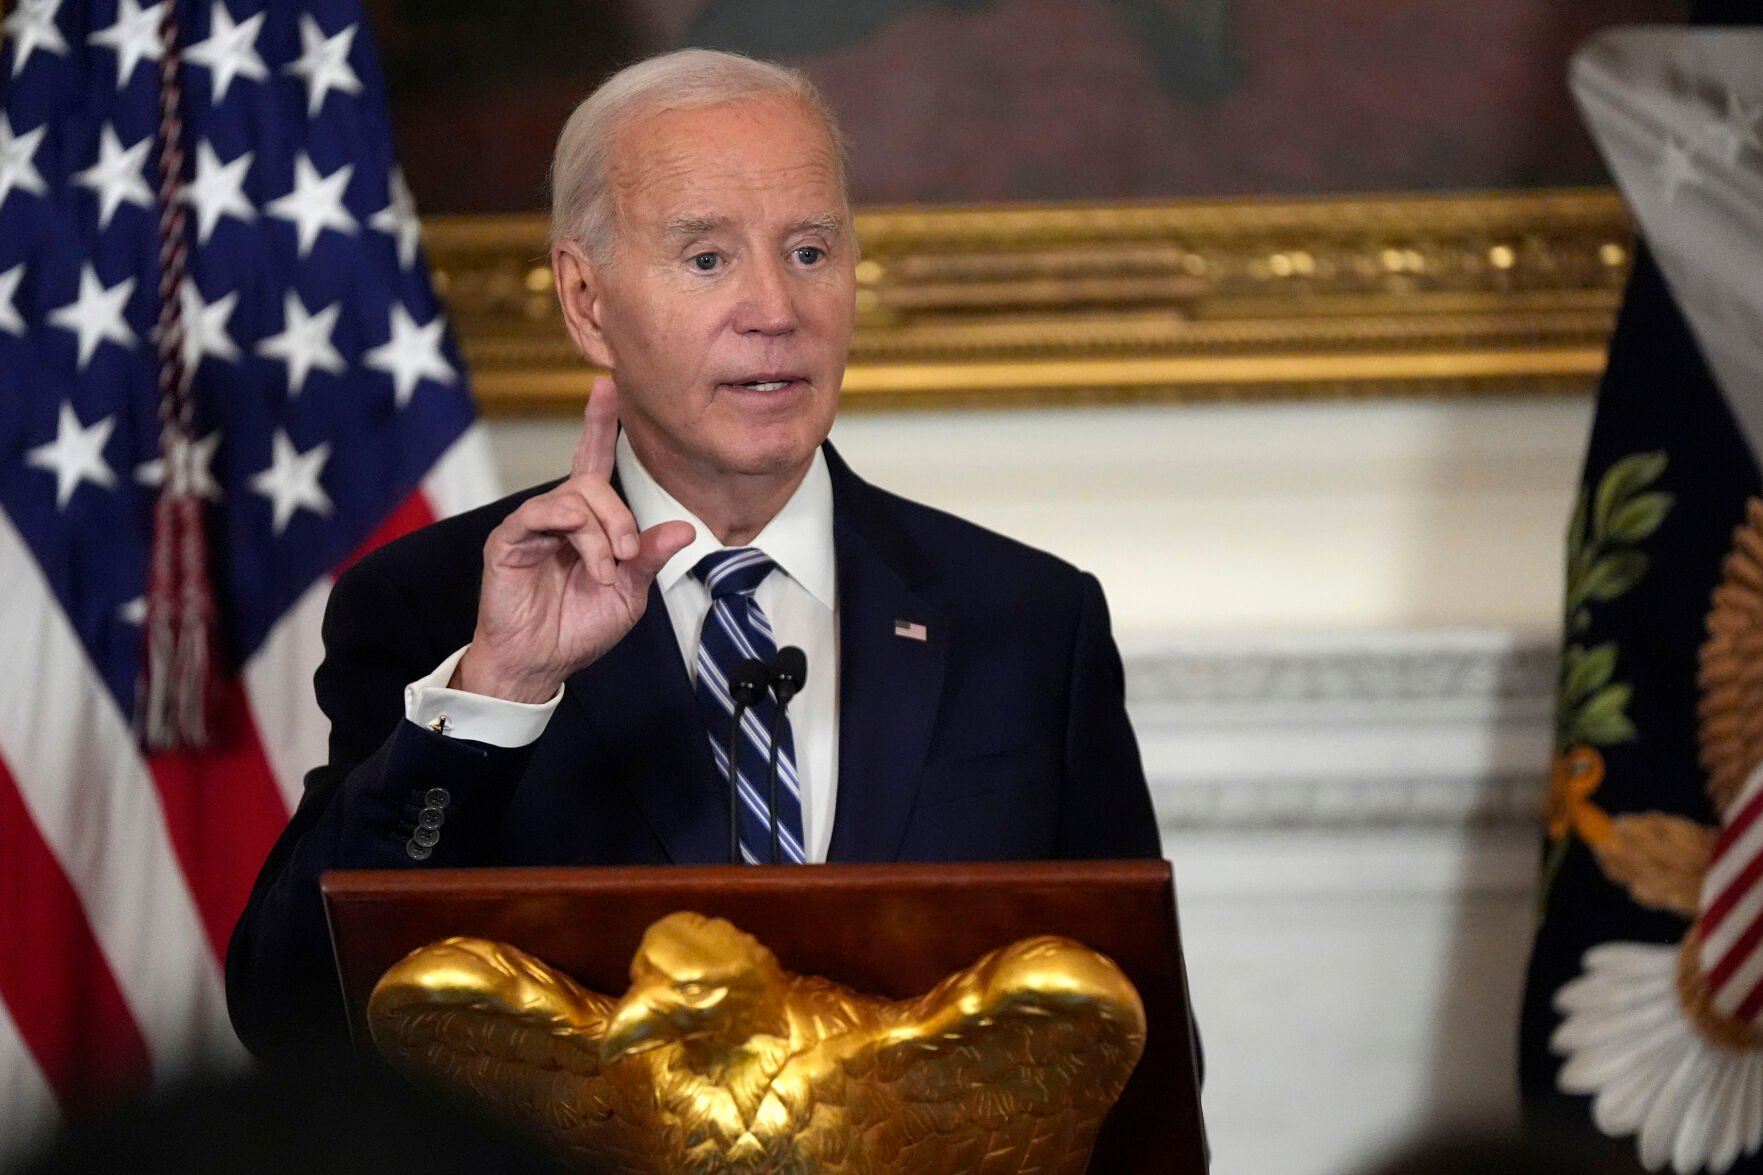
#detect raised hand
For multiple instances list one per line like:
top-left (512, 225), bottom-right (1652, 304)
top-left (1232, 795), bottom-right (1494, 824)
top-left (452, 377), bottom-right (695, 702)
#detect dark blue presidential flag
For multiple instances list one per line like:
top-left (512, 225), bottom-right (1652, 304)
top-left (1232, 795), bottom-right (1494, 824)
top-left (0, 0), bottom-right (495, 1134)
top-left (1521, 14), bottom-right (1763, 1175)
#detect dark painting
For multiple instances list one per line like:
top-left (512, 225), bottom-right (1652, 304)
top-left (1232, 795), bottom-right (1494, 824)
top-left (364, 0), bottom-right (1685, 214)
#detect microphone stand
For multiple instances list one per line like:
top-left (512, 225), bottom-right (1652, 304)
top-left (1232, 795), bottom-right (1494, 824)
top-left (726, 658), bottom-right (770, 866)
top-left (763, 647), bottom-right (808, 865)
top-left (764, 706), bottom-right (787, 865)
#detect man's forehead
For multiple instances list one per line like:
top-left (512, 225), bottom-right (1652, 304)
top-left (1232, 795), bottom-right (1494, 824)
top-left (609, 97), bottom-right (846, 231)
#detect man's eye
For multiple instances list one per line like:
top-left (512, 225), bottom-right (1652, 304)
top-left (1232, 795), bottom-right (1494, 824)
top-left (689, 252), bottom-right (720, 272)
top-left (793, 246), bottom-right (824, 265)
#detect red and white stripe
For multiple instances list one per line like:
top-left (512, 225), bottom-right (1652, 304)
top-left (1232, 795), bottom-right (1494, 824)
top-left (1697, 759), bottom-right (1763, 1024)
top-left (0, 425), bottom-right (497, 1151)
top-left (243, 426), bottom-right (497, 809)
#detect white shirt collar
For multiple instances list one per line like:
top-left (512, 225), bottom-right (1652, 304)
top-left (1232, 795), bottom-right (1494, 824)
top-left (615, 432), bottom-right (836, 609)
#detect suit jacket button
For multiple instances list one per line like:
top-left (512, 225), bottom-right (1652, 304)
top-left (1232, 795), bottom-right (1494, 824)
top-left (405, 839), bottom-right (432, 861)
top-left (425, 788), bottom-right (451, 809)
top-left (412, 825), bottom-right (441, 849)
top-left (418, 806), bottom-right (444, 830)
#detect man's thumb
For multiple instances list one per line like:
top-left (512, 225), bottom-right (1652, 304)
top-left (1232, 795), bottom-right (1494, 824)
top-left (628, 520), bottom-right (695, 581)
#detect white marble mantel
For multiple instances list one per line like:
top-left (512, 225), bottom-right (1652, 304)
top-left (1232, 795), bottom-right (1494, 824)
top-left (1126, 633), bottom-right (1554, 1175)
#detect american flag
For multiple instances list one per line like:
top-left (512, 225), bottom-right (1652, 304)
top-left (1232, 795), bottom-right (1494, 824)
top-left (0, 0), bottom-right (495, 1143)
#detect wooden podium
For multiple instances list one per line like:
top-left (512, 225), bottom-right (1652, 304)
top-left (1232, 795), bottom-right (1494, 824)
top-left (322, 859), bottom-right (1208, 1173)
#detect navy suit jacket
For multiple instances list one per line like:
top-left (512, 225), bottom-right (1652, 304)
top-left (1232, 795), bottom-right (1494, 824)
top-left (226, 444), bottom-right (1161, 1057)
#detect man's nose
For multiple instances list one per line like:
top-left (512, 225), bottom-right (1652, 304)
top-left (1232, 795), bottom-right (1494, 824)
top-left (733, 257), bottom-right (797, 336)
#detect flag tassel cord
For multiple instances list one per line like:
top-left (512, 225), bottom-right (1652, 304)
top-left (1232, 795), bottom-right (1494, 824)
top-left (139, 1), bottom-right (214, 750)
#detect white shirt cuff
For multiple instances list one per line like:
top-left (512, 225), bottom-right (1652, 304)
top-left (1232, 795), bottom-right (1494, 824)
top-left (403, 646), bottom-right (564, 749)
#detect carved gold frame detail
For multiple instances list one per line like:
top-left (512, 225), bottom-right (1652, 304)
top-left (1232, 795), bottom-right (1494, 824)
top-left (424, 187), bottom-right (1629, 414)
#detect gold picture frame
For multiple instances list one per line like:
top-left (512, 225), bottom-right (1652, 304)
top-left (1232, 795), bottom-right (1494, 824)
top-left (425, 187), bottom-right (1629, 415)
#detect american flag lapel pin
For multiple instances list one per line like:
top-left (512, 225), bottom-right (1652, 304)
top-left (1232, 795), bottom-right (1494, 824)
top-left (894, 618), bottom-right (928, 642)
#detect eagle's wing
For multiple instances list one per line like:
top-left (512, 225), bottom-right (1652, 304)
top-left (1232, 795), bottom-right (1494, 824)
top-left (367, 937), bottom-right (659, 1172)
top-left (1591, 811), bottom-right (1716, 917)
top-left (791, 936), bottom-right (1148, 1173)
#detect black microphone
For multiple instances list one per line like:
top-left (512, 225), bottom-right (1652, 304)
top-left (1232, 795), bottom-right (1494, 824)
top-left (726, 657), bottom-right (770, 866)
top-left (762, 646), bottom-right (808, 865)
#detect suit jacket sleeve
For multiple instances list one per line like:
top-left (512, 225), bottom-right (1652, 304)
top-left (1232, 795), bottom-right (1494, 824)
top-left (1058, 573), bottom-right (1163, 859)
top-left (225, 555), bottom-right (534, 1059)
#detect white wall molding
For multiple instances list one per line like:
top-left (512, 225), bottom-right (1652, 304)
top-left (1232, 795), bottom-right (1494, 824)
top-left (1146, 772), bottom-right (1547, 831)
top-left (1125, 633), bottom-right (1556, 834)
top-left (1126, 634), bottom-right (1557, 711)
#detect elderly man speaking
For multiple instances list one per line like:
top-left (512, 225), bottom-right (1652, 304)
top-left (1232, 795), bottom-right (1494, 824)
top-left (227, 49), bottom-right (1161, 1057)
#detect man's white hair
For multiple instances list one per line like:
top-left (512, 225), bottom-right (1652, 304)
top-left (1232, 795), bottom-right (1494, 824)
top-left (548, 48), bottom-right (849, 259)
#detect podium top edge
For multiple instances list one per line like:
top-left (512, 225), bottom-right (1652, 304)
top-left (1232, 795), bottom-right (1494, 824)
top-left (321, 858), bottom-right (1172, 899)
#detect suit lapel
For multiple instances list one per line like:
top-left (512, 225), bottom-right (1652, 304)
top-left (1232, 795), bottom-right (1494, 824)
top-left (562, 469), bottom-right (725, 865)
top-left (564, 584), bottom-right (728, 864)
top-left (824, 447), bottom-right (949, 863)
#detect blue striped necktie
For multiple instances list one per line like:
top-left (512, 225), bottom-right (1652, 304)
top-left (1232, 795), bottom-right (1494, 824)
top-left (692, 548), bottom-right (806, 864)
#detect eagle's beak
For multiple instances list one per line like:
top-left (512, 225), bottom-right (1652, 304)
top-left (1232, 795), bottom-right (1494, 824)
top-left (600, 995), bottom-right (666, 1063)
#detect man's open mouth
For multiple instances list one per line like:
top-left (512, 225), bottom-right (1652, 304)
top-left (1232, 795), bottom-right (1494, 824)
top-left (723, 374), bottom-right (805, 393)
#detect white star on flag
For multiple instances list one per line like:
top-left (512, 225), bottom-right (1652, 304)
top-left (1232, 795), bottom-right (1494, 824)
top-left (47, 264), bottom-right (135, 370)
top-left (365, 303), bottom-right (455, 408)
top-left (135, 429), bottom-right (222, 501)
top-left (26, 402), bottom-right (117, 509)
top-left (1704, 89), bottom-right (1763, 166)
top-left (0, 113), bottom-right (49, 212)
top-left (257, 291), bottom-right (345, 398)
top-left (117, 596), bottom-right (147, 626)
top-left (177, 282), bottom-right (240, 371)
top-left (183, 3), bottom-right (268, 103)
top-left (284, 15), bottom-right (361, 117)
top-left (86, 0), bottom-right (165, 89)
top-left (73, 125), bottom-right (153, 229)
top-left (0, 263), bottom-right (25, 336)
top-left (370, 168), bottom-right (422, 270)
top-left (249, 430), bottom-right (333, 534)
top-left (3, 0), bottom-right (69, 76)
top-left (1659, 135), bottom-right (1700, 204)
top-left (181, 141), bottom-right (255, 243)
top-left (267, 153), bottom-right (356, 258)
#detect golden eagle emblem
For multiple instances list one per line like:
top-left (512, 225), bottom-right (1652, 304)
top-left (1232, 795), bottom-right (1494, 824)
top-left (367, 911), bottom-right (1146, 1173)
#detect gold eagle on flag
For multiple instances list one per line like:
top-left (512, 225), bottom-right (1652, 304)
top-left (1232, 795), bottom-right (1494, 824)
top-left (366, 911), bottom-right (1147, 1173)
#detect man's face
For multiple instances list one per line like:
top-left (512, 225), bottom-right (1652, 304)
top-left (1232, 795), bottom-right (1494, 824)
top-left (559, 95), bottom-right (856, 486)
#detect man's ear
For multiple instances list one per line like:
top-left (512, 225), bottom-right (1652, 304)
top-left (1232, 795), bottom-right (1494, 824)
top-left (552, 239), bottom-right (615, 370)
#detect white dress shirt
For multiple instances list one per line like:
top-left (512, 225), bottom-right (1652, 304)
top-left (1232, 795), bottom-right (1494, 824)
top-left (404, 433), bottom-right (842, 862)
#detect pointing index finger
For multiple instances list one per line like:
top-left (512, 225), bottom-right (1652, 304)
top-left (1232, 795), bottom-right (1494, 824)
top-left (571, 375), bottom-right (619, 481)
